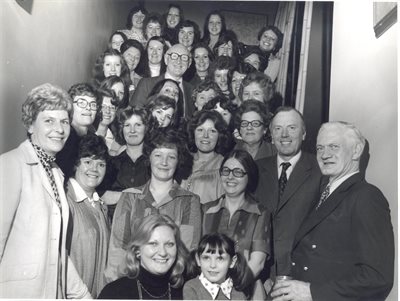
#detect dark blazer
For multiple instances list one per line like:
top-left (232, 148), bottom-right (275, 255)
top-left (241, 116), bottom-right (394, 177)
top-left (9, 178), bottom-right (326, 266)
top-left (129, 74), bottom-right (195, 117)
top-left (255, 152), bottom-right (322, 276)
top-left (292, 173), bottom-right (394, 301)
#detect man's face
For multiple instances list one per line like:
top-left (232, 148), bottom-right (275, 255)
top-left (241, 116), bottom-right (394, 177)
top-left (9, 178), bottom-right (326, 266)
top-left (316, 126), bottom-right (359, 182)
top-left (178, 26), bottom-right (195, 48)
top-left (270, 110), bottom-right (305, 161)
top-left (165, 44), bottom-right (191, 78)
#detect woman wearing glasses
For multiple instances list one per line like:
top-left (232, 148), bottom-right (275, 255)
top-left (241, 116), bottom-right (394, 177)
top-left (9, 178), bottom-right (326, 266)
top-left (56, 83), bottom-right (98, 178)
top-left (202, 149), bottom-right (271, 299)
top-left (233, 100), bottom-right (276, 162)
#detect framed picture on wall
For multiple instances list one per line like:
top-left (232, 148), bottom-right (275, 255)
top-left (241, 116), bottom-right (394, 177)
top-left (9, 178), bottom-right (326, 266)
top-left (373, 2), bottom-right (397, 38)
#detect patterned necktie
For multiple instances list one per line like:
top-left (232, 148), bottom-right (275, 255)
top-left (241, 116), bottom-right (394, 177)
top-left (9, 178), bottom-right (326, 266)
top-left (315, 184), bottom-right (331, 210)
top-left (31, 141), bottom-right (62, 209)
top-left (278, 162), bottom-right (291, 201)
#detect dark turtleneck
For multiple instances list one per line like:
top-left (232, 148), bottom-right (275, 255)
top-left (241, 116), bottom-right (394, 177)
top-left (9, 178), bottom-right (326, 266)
top-left (98, 267), bottom-right (183, 299)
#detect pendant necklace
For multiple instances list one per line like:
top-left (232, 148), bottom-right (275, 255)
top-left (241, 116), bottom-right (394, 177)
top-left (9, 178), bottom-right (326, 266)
top-left (137, 280), bottom-right (171, 300)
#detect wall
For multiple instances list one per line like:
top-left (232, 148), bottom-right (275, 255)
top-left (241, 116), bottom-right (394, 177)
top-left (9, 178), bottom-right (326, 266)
top-left (330, 2), bottom-right (397, 300)
top-left (0, 0), bottom-right (279, 154)
top-left (0, 0), bottom-right (132, 154)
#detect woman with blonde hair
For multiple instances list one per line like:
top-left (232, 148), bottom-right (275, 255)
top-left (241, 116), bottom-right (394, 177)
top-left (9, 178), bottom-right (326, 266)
top-left (99, 214), bottom-right (188, 299)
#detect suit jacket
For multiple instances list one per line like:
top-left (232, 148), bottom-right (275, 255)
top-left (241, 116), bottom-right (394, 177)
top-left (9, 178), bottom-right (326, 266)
top-left (292, 173), bottom-right (394, 301)
top-left (0, 140), bottom-right (89, 298)
top-left (129, 74), bottom-right (195, 118)
top-left (255, 152), bottom-right (322, 276)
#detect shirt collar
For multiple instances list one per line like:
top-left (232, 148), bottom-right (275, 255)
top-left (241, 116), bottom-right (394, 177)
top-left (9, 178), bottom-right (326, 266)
top-left (138, 181), bottom-right (194, 207)
top-left (205, 195), bottom-right (261, 215)
top-left (199, 273), bottom-right (233, 300)
top-left (277, 150), bottom-right (302, 179)
top-left (70, 178), bottom-right (101, 204)
top-left (164, 72), bottom-right (182, 84)
top-left (328, 171), bottom-right (359, 195)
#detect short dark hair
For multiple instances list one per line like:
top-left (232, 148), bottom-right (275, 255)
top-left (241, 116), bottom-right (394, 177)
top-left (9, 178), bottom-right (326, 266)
top-left (120, 39), bottom-right (145, 56)
top-left (220, 149), bottom-right (259, 193)
top-left (143, 12), bottom-right (165, 40)
top-left (257, 25), bottom-right (284, 55)
top-left (143, 127), bottom-right (192, 181)
top-left (177, 20), bottom-right (201, 45)
top-left (186, 110), bottom-right (233, 155)
top-left (73, 133), bottom-right (109, 177)
top-left (207, 56), bottom-right (235, 84)
top-left (68, 83), bottom-right (96, 100)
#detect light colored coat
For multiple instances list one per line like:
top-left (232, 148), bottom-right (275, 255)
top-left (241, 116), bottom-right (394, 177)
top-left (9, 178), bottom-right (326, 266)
top-left (0, 140), bottom-right (90, 298)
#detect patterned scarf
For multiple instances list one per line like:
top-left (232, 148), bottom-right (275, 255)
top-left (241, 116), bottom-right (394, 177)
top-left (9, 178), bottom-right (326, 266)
top-left (30, 141), bottom-right (62, 209)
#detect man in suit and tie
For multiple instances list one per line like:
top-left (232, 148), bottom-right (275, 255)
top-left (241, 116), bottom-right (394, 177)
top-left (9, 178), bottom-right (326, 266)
top-left (255, 107), bottom-right (322, 292)
top-left (130, 43), bottom-right (195, 117)
top-left (270, 121), bottom-right (394, 301)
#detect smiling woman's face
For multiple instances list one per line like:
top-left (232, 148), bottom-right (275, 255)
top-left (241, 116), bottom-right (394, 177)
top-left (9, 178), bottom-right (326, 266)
top-left (139, 225), bottom-right (177, 275)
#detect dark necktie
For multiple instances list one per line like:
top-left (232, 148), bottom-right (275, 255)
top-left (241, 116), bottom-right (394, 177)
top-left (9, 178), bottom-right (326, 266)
top-left (315, 184), bottom-right (331, 210)
top-left (278, 162), bottom-right (291, 201)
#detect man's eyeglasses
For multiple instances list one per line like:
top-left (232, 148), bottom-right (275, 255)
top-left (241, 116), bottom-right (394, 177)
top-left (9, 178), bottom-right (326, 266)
top-left (240, 120), bottom-right (264, 128)
top-left (74, 98), bottom-right (97, 111)
top-left (101, 104), bottom-right (117, 112)
top-left (220, 167), bottom-right (247, 178)
top-left (168, 52), bottom-right (190, 62)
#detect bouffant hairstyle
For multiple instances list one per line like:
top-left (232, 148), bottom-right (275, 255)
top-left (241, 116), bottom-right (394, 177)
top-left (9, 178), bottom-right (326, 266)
top-left (92, 48), bottom-right (131, 89)
top-left (257, 25), bottom-right (284, 55)
top-left (22, 83), bottom-right (73, 130)
top-left (72, 133), bottom-right (109, 176)
top-left (220, 149), bottom-right (259, 194)
top-left (143, 127), bottom-right (192, 181)
top-left (126, 5), bottom-right (148, 29)
top-left (239, 71), bottom-right (275, 108)
top-left (186, 110), bottom-right (233, 155)
top-left (233, 99), bottom-right (270, 132)
top-left (125, 214), bottom-right (189, 288)
top-left (114, 106), bottom-right (152, 146)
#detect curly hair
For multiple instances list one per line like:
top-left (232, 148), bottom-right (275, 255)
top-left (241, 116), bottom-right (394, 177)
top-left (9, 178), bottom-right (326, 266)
top-left (207, 55), bottom-right (235, 85)
top-left (22, 83), bottom-right (73, 130)
top-left (125, 214), bottom-right (189, 288)
top-left (114, 106), bottom-right (152, 146)
top-left (239, 71), bottom-right (275, 108)
top-left (257, 25), bottom-right (284, 55)
top-left (233, 100), bottom-right (270, 132)
top-left (186, 110), bottom-right (233, 155)
top-left (72, 133), bottom-right (109, 177)
top-left (220, 149), bottom-right (259, 194)
top-left (191, 79), bottom-right (222, 105)
top-left (91, 48), bottom-right (131, 89)
top-left (202, 95), bottom-right (237, 133)
top-left (143, 127), bottom-right (192, 182)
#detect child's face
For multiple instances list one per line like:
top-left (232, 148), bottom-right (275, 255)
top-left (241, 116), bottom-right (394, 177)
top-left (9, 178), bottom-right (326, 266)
top-left (196, 245), bottom-right (236, 284)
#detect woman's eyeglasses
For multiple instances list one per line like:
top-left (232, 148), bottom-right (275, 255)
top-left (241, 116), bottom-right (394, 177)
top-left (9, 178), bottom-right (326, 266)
top-left (220, 167), bottom-right (247, 178)
top-left (240, 120), bottom-right (264, 128)
top-left (73, 98), bottom-right (98, 111)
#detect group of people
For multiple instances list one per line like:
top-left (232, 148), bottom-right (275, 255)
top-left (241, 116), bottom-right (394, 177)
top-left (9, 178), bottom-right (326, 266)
top-left (0, 3), bottom-right (395, 301)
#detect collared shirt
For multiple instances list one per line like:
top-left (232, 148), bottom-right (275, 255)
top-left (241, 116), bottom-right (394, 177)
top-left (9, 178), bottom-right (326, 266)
top-left (203, 195), bottom-right (270, 259)
top-left (69, 178), bottom-right (102, 207)
top-left (328, 171), bottom-right (359, 196)
top-left (277, 150), bottom-right (302, 180)
top-left (199, 273), bottom-right (233, 300)
top-left (164, 71), bottom-right (183, 84)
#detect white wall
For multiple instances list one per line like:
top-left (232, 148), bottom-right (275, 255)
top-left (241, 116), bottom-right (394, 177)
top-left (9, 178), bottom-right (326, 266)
top-left (330, 2), bottom-right (397, 300)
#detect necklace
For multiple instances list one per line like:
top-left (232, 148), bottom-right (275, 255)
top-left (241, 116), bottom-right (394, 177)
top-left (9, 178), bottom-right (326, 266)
top-left (136, 280), bottom-right (171, 300)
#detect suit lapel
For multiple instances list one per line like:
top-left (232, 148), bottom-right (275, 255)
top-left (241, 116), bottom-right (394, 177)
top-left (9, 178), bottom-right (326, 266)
top-left (293, 174), bottom-right (362, 247)
top-left (277, 154), bottom-right (311, 211)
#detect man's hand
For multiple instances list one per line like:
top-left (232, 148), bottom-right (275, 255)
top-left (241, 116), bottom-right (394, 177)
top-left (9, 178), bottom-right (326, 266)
top-left (271, 280), bottom-right (312, 301)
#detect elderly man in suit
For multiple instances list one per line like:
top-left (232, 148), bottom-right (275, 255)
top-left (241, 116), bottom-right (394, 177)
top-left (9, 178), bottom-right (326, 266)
top-left (130, 43), bottom-right (195, 117)
top-left (270, 121), bottom-right (394, 301)
top-left (255, 107), bottom-right (322, 292)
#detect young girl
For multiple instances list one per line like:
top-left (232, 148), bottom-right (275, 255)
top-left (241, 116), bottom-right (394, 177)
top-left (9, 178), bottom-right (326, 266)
top-left (184, 233), bottom-right (248, 300)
